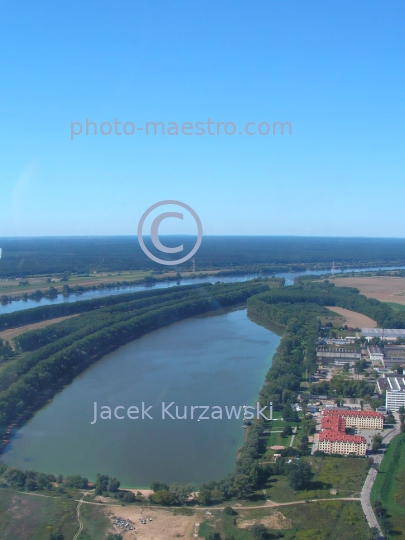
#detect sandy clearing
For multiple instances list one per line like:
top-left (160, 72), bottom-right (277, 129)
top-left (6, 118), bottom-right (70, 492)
top-left (325, 306), bottom-right (377, 328)
top-left (0, 314), bottom-right (78, 348)
top-left (329, 276), bottom-right (405, 306)
top-left (103, 506), bottom-right (196, 540)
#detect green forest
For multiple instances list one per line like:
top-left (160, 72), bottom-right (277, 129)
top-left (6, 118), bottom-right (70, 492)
top-left (1, 236), bottom-right (405, 276)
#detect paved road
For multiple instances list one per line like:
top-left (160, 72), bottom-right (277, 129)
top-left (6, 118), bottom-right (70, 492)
top-left (360, 415), bottom-right (401, 538)
top-left (290, 426), bottom-right (298, 448)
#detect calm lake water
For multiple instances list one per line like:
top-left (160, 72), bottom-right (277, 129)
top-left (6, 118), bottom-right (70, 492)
top-left (2, 307), bottom-right (281, 487)
top-left (1, 265), bottom-right (404, 315)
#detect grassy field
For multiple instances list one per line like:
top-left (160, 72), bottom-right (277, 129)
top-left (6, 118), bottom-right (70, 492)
top-left (198, 500), bottom-right (369, 540)
top-left (77, 502), bottom-right (114, 539)
top-left (264, 456), bottom-right (368, 503)
top-left (371, 433), bottom-right (405, 537)
top-left (0, 489), bottom-right (79, 540)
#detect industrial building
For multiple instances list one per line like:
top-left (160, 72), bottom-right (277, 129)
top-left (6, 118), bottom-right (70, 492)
top-left (316, 347), bottom-right (361, 365)
top-left (383, 345), bottom-right (405, 368)
top-left (361, 328), bottom-right (405, 341)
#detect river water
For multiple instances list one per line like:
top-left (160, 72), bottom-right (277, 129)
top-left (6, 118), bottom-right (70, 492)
top-left (2, 307), bottom-right (281, 487)
top-left (1, 265), bottom-right (404, 316)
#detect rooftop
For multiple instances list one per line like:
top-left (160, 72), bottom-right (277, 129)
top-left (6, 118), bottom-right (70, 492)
top-left (378, 376), bottom-right (405, 392)
top-left (319, 430), bottom-right (366, 444)
top-left (362, 328), bottom-right (405, 337)
top-left (368, 345), bottom-right (383, 354)
top-left (322, 409), bottom-right (383, 419)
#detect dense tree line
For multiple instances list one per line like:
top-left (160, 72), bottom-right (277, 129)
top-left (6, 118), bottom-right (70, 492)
top-left (0, 338), bottom-right (12, 363)
top-left (0, 288), bottom-right (215, 392)
top-left (311, 376), bottom-right (375, 399)
top-left (0, 282), bottom-right (269, 439)
top-left (1, 236), bottom-right (405, 276)
top-left (0, 283), bottom-right (212, 330)
top-left (14, 287), bottom-right (219, 351)
top-left (248, 280), bottom-right (405, 328)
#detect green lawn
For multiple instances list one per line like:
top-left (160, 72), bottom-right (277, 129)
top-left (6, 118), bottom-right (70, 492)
top-left (265, 430), bottom-right (292, 448)
top-left (371, 433), bottom-right (405, 537)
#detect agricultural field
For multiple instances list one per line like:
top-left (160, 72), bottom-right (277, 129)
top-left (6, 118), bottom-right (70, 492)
top-left (325, 306), bottom-right (377, 328)
top-left (330, 276), bottom-right (405, 307)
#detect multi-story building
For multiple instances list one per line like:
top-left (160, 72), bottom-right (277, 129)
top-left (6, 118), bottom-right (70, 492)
top-left (377, 375), bottom-right (405, 411)
top-left (322, 409), bottom-right (384, 429)
top-left (319, 431), bottom-right (367, 456)
top-left (318, 414), bottom-right (367, 455)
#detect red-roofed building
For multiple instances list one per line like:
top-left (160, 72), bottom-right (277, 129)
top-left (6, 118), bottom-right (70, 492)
top-left (317, 409), bottom-right (377, 456)
top-left (318, 430), bottom-right (367, 456)
top-left (322, 409), bottom-right (383, 430)
top-left (321, 416), bottom-right (346, 432)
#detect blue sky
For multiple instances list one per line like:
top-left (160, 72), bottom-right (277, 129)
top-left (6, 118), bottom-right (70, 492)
top-left (1, 1), bottom-right (404, 237)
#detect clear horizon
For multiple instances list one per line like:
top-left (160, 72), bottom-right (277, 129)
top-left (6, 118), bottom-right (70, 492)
top-left (1, 1), bottom-right (404, 237)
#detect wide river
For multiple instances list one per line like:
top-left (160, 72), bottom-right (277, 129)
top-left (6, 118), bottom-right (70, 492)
top-left (1, 265), bottom-right (404, 315)
top-left (2, 307), bottom-right (281, 488)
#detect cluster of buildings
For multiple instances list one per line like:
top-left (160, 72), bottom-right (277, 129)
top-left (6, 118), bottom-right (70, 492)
top-left (318, 410), bottom-right (384, 456)
top-left (368, 343), bottom-right (405, 369)
top-left (316, 347), bottom-right (361, 365)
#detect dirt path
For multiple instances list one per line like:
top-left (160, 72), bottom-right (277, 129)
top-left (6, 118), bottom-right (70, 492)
top-left (10, 490), bottom-right (361, 540)
top-left (325, 306), bottom-right (376, 328)
top-left (72, 496), bottom-right (85, 540)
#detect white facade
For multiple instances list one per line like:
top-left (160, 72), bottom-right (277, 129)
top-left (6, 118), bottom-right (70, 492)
top-left (318, 438), bottom-right (367, 456)
top-left (386, 391), bottom-right (405, 412)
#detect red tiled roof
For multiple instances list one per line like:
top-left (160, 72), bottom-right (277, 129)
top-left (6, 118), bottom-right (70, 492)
top-left (322, 409), bottom-right (383, 419)
top-left (319, 430), bottom-right (366, 444)
top-left (321, 416), bottom-right (346, 431)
